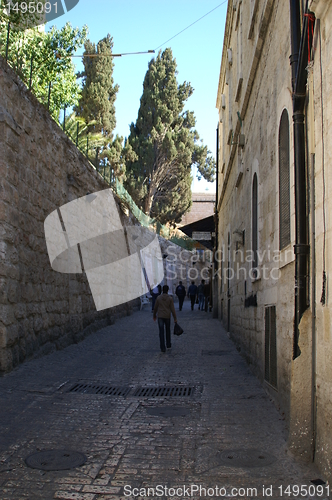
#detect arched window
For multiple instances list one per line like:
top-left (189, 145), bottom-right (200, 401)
top-left (252, 173), bottom-right (258, 273)
top-left (279, 109), bottom-right (291, 250)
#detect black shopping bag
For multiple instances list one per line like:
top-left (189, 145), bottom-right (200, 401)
top-left (173, 322), bottom-right (184, 336)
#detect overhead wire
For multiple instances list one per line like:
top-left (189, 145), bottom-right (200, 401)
top-left (154, 0), bottom-right (227, 51)
top-left (66, 1), bottom-right (226, 60)
top-left (70, 50), bottom-right (155, 58)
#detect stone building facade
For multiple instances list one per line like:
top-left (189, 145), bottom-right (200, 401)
top-left (216, 0), bottom-right (332, 482)
top-left (306, 0), bottom-right (332, 481)
top-left (160, 238), bottom-right (212, 299)
top-left (0, 55), bottom-right (141, 374)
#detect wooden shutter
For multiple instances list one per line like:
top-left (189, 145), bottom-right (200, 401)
top-left (279, 110), bottom-right (291, 250)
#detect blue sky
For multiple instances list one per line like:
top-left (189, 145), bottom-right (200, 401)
top-left (48, 0), bottom-right (226, 193)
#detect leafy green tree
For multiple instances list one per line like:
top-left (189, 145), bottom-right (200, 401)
top-left (0, 19), bottom-right (88, 120)
top-left (0, 0), bottom-right (44, 31)
top-left (124, 48), bottom-right (215, 225)
top-left (62, 111), bottom-right (104, 154)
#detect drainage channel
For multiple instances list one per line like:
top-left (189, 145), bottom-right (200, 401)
top-left (68, 382), bottom-right (131, 397)
top-left (65, 382), bottom-right (197, 398)
top-left (133, 386), bottom-right (195, 397)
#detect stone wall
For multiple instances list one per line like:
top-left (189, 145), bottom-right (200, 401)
top-left (0, 55), bottom-right (139, 374)
top-left (216, 0), bottom-right (294, 418)
top-left (307, 0), bottom-right (332, 481)
top-left (216, 0), bottom-right (332, 483)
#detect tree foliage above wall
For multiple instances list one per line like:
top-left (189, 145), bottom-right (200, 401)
top-left (74, 34), bottom-right (126, 178)
top-left (0, 13), bottom-right (88, 120)
top-left (124, 48), bottom-right (215, 225)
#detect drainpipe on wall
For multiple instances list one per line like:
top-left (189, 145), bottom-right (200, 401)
top-left (212, 124), bottom-right (220, 320)
top-left (289, 0), bottom-right (314, 359)
top-left (215, 124), bottom-right (219, 266)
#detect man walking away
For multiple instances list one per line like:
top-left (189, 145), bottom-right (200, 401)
top-left (187, 281), bottom-right (198, 311)
top-left (153, 285), bottom-right (177, 352)
top-left (175, 281), bottom-right (186, 311)
top-left (197, 280), bottom-right (205, 310)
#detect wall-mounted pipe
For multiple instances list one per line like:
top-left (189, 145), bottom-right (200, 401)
top-left (289, 0), bottom-right (314, 359)
top-left (289, 0), bottom-right (301, 93)
top-left (215, 123), bottom-right (219, 268)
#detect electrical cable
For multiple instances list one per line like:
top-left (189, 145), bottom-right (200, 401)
top-left (63, 2), bottom-right (227, 60)
top-left (154, 0), bottom-right (227, 51)
top-left (70, 50), bottom-right (155, 58)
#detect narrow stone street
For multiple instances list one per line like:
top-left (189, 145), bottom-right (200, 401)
top-left (0, 300), bottom-right (324, 500)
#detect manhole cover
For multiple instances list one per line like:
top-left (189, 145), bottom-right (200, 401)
top-left (25, 450), bottom-right (87, 471)
top-left (217, 449), bottom-right (277, 468)
top-left (146, 407), bottom-right (190, 417)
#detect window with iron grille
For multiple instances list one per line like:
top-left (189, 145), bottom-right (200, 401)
top-left (279, 109), bottom-right (291, 250)
top-left (265, 305), bottom-right (277, 388)
top-left (252, 173), bottom-right (258, 274)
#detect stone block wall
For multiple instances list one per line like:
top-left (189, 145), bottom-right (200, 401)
top-left (216, 0), bottom-right (332, 482)
top-left (0, 55), bottom-right (139, 374)
top-left (216, 0), bottom-right (295, 420)
top-left (307, 0), bottom-right (332, 481)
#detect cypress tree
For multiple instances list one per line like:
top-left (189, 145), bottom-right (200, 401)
top-left (75, 34), bottom-right (123, 174)
top-left (124, 48), bottom-right (215, 225)
top-left (76, 34), bottom-right (118, 136)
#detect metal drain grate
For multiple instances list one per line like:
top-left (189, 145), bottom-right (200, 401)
top-left (68, 382), bottom-right (130, 397)
top-left (133, 386), bottom-right (195, 398)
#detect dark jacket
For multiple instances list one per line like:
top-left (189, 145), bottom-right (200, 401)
top-left (175, 285), bottom-right (186, 297)
top-left (204, 283), bottom-right (210, 298)
top-left (188, 284), bottom-right (198, 296)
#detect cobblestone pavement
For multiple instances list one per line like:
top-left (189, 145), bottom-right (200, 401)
top-left (0, 300), bottom-right (327, 500)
